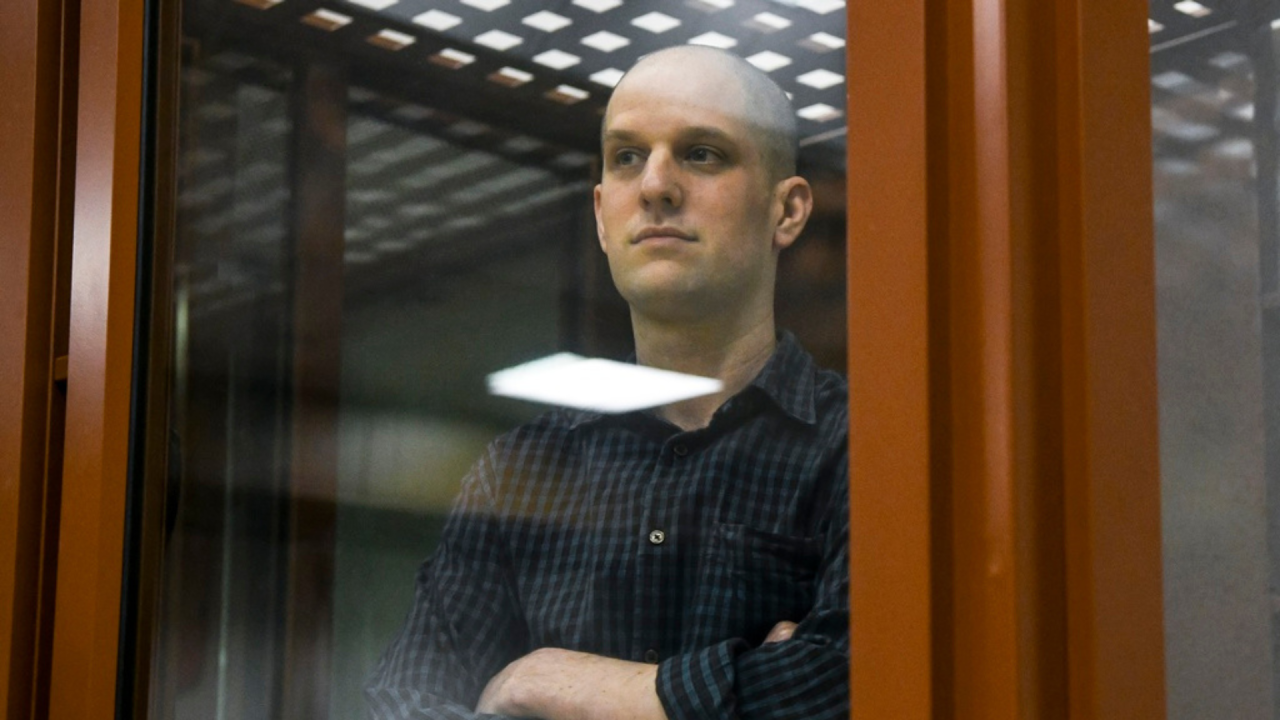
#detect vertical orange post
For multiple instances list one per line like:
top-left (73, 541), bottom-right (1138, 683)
top-left (847, 0), bottom-right (1163, 718)
top-left (1, 0), bottom-right (78, 718)
top-left (1057, 0), bottom-right (1165, 717)
top-left (46, 0), bottom-right (145, 718)
top-left (1, 0), bottom-right (68, 718)
top-left (846, 2), bottom-right (935, 718)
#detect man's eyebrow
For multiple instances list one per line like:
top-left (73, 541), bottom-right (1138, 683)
top-left (601, 128), bottom-right (641, 145)
top-left (602, 126), bottom-right (741, 146)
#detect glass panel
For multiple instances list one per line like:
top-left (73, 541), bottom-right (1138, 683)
top-left (1151, 1), bottom-right (1280, 716)
top-left (146, 1), bottom-right (849, 719)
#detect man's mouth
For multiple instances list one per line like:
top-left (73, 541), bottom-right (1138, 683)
top-left (632, 227), bottom-right (695, 244)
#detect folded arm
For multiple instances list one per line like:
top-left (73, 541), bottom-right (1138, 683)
top-left (476, 452), bottom-right (850, 720)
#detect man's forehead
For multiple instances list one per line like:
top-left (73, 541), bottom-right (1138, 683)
top-left (603, 59), bottom-right (753, 134)
top-left (612, 52), bottom-right (746, 104)
top-left (601, 122), bottom-right (739, 147)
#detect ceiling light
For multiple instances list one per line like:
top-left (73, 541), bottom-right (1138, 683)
top-left (1159, 119), bottom-right (1219, 142)
top-left (574, 0), bottom-right (623, 12)
top-left (487, 354), bottom-right (723, 413)
top-left (397, 202), bottom-right (443, 218)
top-left (475, 29), bottom-right (523, 51)
top-left (374, 239), bottom-right (412, 253)
top-left (688, 0), bottom-right (734, 10)
top-left (301, 9), bottom-right (353, 31)
top-left (1212, 137), bottom-right (1252, 160)
top-left (631, 11), bottom-right (681, 33)
top-left (391, 104), bottom-right (435, 121)
top-left (546, 84), bottom-right (589, 104)
top-left (801, 31), bottom-right (845, 51)
top-left (797, 103), bottom-right (842, 122)
top-left (796, 68), bottom-right (844, 89)
top-left (746, 50), bottom-right (792, 72)
top-left (1151, 70), bottom-right (1195, 91)
top-left (1173, 1), bottom-right (1211, 17)
top-left (348, 86), bottom-right (380, 103)
top-left (413, 9), bottom-right (462, 31)
top-left (581, 30), bottom-right (631, 52)
top-left (795, 0), bottom-right (845, 13)
top-left (524, 11), bottom-right (572, 32)
top-left (533, 49), bottom-right (581, 69)
top-left (345, 0), bottom-right (397, 9)
top-left (1148, 19), bottom-right (1164, 33)
top-left (501, 136), bottom-right (543, 153)
top-left (447, 120), bottom-right (489, 137)
top-left (429, 48), bottom-right (476, 69)
top-left (745, 12), bottom-right (791, 32)
top-left (688, 31), bottom-right (737, 48)
top-left (590, 68), bottom-right (625, 86)
top-left (460, 0), bottom-right (509, 10)
top-left (553, 151), bottom-right (593, 167)
top-left (368, 28), bottom-right (415, 50)
top-left (1150, 107), bottom-right (1218, 141)
top-left (1208, 51), bottom-right (1247, 69)
top-left (234, 0), bottom-right (283, 9)
top-left (489, 66), bottom-right (534, 87)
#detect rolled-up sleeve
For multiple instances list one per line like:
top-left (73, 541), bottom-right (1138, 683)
top-left (365, 449), bottom-right (529, 720)
top-left (655, 455), bottom-right (850, 720)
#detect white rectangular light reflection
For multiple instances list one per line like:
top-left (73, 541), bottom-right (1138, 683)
top-left (488, 353), bottom-right (723, 413)
top-left (689, 31), bottom-right (737, 48)
top-left (1174, 0), bottom-right (1211, 17)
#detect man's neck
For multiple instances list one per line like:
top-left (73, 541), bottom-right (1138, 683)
top-left (632, 315), bottom-right (778, 431)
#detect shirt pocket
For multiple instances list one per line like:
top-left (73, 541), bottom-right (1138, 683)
top-left (698, 522), bottom-right (823, 645)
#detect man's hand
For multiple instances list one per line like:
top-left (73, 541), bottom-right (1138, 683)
top-left (764, 620), bottom-right (797, 644)
top-left (475, 621), bottom-right (798, 719)
top-left (476, 648), bottom-right (667, 720)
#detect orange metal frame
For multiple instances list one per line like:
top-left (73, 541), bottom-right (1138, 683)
top-left (1, 0), bottom-right (77, 718)
top-left (847, 1), bottom-right (1164, 718)
top-left (845, 1), bottom-right (934, 717)
top-left (44, 1), bottom-right (146, 719)
top-left (0, 0), bottom-right (1164, 718)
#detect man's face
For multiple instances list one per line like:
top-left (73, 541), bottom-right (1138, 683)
top-left (593, 54), bottom-right (790, 322)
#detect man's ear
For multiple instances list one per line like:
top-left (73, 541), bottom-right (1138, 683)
top-left (772, 176), bottom-right (813, 251)
top-left (593, 184), bottom-right (608, 253)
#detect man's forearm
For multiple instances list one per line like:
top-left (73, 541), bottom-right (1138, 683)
top-left (476, 648), bottom-right (668, 720)
top-left (475, 621), bottom-right (801, 720)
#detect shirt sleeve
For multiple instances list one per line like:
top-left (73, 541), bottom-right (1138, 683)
top-left (364, 448), bottom-right (530, 720)
top-left (654, 453), bottom-right (850, 720)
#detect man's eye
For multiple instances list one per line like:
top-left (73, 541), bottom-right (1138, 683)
top-left (687, 147), bottom-right (720, 163)
top-left (614, 150), bottom-right (641, 166)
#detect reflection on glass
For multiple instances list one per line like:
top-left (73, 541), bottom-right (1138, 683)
top-left (147, 2), bottom-right (849, 719)
top-left (1151, 1), bottom-right (1280, 717)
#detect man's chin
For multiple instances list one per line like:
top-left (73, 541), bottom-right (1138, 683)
top-left (618, 282), bottom-right (716, 322)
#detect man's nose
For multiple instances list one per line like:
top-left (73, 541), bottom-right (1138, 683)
top-left (639, 150), bottom-right (682, 210)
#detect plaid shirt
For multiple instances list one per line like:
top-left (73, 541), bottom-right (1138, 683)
top-left (366, 332), bottom-right (849, 719)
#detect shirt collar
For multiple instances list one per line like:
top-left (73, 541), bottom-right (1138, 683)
top-left (568, 330), bottom-right (818, 429)
top-left (746, 330), bottom-right (817, 426)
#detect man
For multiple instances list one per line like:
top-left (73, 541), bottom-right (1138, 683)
top-left (367, 45), bottom-right (849, 720)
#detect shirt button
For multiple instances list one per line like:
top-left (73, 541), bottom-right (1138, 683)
top-left (673, 444), bottom-right (688, 457)
top-left (648, 529), bottom-right (666, 545)
top-left (644, 649), bottom-right (660, 664)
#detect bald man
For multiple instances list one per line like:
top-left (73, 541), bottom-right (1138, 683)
top-left (367, 47), bottom-right (849, 720)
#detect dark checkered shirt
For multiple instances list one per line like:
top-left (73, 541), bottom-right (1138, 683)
top-left (366, 332), bottom-right (849, 719)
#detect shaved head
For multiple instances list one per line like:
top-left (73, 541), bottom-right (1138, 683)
top-left (605, 45), bottom-right (799, 182)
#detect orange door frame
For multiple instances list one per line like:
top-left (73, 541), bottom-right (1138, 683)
top-left (846, 1), bottom-right (1164, 718)
top-left (1, 0), bottom-right (78, 719)
top-left (44, 0), bottom-right (146, 719)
